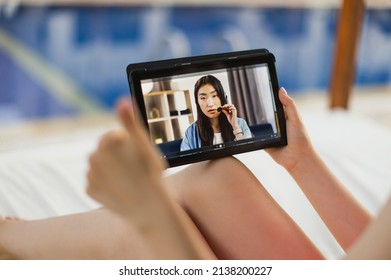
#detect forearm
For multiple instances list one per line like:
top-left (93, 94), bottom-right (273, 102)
top-left (233, 125), bottom-right (244, 141)
top-left (346, 197), bottom-right (391, 259)
top-left (267, 88), bottom-right (372, 253)
top-left (289, 148), bottom-right (372, 251)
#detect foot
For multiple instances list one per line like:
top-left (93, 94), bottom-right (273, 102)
top-left (1, 216), bottom-right (22, 221)
top-left (86, 99), bottom-right (167, 220)
top-left (0, 216), bottom-right (21, 259)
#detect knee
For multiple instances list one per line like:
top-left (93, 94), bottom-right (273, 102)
top-left (181, 156), bottom-right (255, 204)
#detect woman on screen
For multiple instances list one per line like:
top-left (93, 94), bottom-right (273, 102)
top-left (180, 75), bottom-right (252, 151)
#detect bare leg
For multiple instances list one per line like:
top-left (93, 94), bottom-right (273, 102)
top-left (85, 97), bottom-right (324, 260)
top-left (1, 156), bottom-right (322, 260)
top-left (84, 93), bottom-right (322, 259)
top-left (166, 157), bottom-right (324, 259)
top-left (0, 209), bottom-right (153, 260)
top-left (0, 96), bottom-right (323, 259)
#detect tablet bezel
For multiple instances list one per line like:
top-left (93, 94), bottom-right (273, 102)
top-left (126, 49), bottom-right (287, 167)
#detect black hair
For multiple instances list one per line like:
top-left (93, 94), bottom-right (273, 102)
top-left (194, 75), bottom-right (235, 146)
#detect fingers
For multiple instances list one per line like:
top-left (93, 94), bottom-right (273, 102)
top-left (278, 87), bottom-right (302, 124)
top-left (220, 104), bottom-right (237, 119)
top-left (222, 104), bottom-right (236, 113)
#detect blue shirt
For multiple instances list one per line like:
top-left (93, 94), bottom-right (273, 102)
top-left (180, 118), bottom-right (252, 151)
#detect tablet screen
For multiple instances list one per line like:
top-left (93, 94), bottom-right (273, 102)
top-left (127, 49), bottom-right (286, 167)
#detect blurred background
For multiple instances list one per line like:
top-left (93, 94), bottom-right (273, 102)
top-left (1, 1), bottom-right (391, 249)
top-left (0, 0), bottom-right (390, 128)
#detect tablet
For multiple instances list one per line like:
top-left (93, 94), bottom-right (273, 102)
top-left (126, 49), bottom-right (286, 167)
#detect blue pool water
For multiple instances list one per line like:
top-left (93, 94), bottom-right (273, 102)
top-left (0, 5), bottom-right (390, 124)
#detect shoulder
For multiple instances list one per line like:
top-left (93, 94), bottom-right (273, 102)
top-left (237, 118), bottom-right (252, 138)
top-left (237, 118), bottom-right (249, 126)
top-left (237, 118), bottom-right (251, 132)
top-left (187, 122), bottom-right (197, 130)
top-left (184, 122), bottom-right (197, 135)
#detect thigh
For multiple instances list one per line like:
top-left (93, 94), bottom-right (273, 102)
top-left (166, 157), bottom-right (323, 259)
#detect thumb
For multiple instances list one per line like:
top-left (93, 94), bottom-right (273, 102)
top-left (278, 87), bottom-right (301, 123)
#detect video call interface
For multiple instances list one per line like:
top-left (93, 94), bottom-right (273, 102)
top-left (139, 62), bottom-right (281, 159)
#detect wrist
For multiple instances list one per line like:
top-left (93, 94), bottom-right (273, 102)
top-left (233, 127), bottom-right (243, 135)
top-left (288, 147), bottom-right (320, 177)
